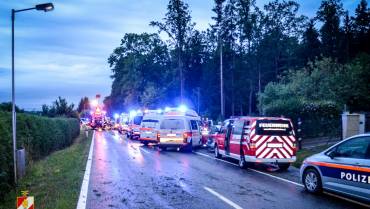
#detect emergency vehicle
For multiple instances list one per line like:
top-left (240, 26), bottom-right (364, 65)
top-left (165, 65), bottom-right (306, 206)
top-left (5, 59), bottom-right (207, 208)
top-left (157, 107), bottom-right (202, 152)
top-left (127, 110), bottom-right (144, 139)
top-left (139, 110), bottom-right (163, 145)
top-left (90, 106), bottom-right (106, 130)
top-left (214, 117), bottom-right (296, 170)
top-left (300, 133), bottom-right (370, 203)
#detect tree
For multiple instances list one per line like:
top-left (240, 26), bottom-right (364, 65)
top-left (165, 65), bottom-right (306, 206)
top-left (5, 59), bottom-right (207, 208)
top-left (300, 19), bottom-right (321, 63)
top-left (352, 0), bottom-right (370, 53)
top-left (42, 97), bottom-right (77, 118)
top-left (107, 33), bottom-right (171, 111)
top-left (150, 0), bottom-right (195, 101)
top-left (316, 0), bottom-right (344, 58)
top-left (77, 97), bottom-right (90, 113)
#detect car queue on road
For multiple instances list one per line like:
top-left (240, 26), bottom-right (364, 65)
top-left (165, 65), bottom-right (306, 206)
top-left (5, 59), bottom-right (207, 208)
top-left (92, 106), bottom-right (369, 206)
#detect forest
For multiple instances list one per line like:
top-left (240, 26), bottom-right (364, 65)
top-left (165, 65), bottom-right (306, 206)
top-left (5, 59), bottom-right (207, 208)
top-left (104, 0), bottom-right (370, 126)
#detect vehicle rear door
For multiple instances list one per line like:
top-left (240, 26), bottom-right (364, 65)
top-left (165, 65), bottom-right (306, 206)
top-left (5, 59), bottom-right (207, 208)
top-left (230, 120), bottom-right (243, 157)
top-left (159, 118), bottom-right (185, 144)
top-left (323, 136), bottom-right (370, 200)
top-left (254, 119), bottom-right (295, 159)
top-left (189, 120), bottom-right (201, 146)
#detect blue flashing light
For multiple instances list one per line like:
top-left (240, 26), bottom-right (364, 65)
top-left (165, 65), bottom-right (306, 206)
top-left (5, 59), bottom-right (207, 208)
top-left (178, 105), bottom-right (187, 112)
top-left (129, 110), bottom-right (137, 117)
top-left (157, 109), bottom-right (163, 114)
top-left (164, 107), bottom-right (171, 112)
top-left (114, 113), bottom-right (119, 119)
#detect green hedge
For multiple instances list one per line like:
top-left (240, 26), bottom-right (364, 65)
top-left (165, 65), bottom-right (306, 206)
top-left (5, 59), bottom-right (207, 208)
top-left (262, 100), bottom-right (341, 138)
top-left (0, 111), bottom-right (79, 199)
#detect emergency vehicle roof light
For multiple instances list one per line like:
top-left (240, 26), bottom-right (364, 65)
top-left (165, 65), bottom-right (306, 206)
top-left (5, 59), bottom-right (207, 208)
top-left (91, 99), bottom-right (98, 107)
top-left (144, 109), bottom-right (149, 113)
top-left (178, 105), bottom-right (187, 113)
top-left (137, 109), bottom-right (142, 114)
top-left (157, 109), bottom-right (163, 114)
top-left (164, 107), bottom-right (171, 112)
top-left (114, 113), bottom-right (119, 119)
top-left (129, 110), bottom-right (137, 117)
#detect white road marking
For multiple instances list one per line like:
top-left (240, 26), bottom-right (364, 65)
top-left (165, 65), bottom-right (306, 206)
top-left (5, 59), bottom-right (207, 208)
top-left (204, 186), bottom-right (243, 209)
top-left (248, 168), bottom-right (303, 187)
top-left (140, 147), bottom-right (150, 154)
top-left (194, 151), bottom-right (303, 187)
top-left (76, 131), bottom-right (95, 209)
top-left (194, 151), bottom-right (369, 207)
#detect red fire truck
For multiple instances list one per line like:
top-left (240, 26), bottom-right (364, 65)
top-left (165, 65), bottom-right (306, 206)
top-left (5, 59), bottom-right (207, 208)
top-left (214, 117), bottom-right (296, 170)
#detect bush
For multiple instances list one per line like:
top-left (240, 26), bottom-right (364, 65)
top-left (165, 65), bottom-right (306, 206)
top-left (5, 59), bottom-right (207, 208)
top-left (0, 112), bottom-right (79, 199)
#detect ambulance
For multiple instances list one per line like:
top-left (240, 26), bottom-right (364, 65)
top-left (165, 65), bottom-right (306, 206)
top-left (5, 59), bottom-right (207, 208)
top-left (157, 107), bottom-right (202, 152)
top-left (139, 110), bottom-right (163, 145)
top-left (214, 117), bottom-right (297, 170)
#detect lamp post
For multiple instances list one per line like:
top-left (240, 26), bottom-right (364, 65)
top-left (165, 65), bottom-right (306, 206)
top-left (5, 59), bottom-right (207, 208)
top-left (11, 2), bottom-right (54, 184)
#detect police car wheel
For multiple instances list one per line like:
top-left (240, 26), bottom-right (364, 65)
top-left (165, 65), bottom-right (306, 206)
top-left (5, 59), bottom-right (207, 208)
top-left (303, 168), bottom-right (322, 193)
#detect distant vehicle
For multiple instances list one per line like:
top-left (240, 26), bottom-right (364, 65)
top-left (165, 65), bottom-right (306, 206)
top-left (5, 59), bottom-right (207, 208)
top-left (118, 113), bottom-right (129, 133)
top-left (127, 111), bottom-right (144, 139)
top-left (214, 117), bottom-right (296, 170)
top-left (300, 134), bottom-right (370, 203)
top-left (139, 110), bottom-right (163, 145)
top-left (90, 107), bottom-right (106, 130)
top-left (157, 107), bottom-right (202, 152)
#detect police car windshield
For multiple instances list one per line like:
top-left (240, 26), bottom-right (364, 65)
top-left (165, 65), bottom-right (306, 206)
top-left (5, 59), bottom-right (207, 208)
top-left (141, 119), bottom-right (159, 128)
top-left (160, 119), bottom-right (185, 130)
top-left (256, 120), bottom-right (293, 136)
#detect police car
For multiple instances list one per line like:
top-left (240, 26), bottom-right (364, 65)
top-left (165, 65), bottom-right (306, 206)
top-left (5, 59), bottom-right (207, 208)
top-left (300, 134), bottom-right (370, 203)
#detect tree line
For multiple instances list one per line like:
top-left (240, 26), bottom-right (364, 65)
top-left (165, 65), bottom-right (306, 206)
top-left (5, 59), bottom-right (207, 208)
top-left (105, 0), bottom-right (370, 120)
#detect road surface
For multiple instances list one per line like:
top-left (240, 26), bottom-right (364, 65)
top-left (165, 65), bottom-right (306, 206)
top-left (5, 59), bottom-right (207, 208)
top-left (84, 131), bottom-right (366, 209)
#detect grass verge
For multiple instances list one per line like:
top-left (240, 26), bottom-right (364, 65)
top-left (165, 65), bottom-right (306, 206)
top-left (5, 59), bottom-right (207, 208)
top-left (293, 145), bottom-right (330, 168)
top-left (0, 130), bottom-right (92, 209)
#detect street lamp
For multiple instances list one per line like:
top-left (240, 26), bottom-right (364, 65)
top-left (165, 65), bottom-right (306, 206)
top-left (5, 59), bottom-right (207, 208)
top-left (11, 3), bottom-right (54, 184)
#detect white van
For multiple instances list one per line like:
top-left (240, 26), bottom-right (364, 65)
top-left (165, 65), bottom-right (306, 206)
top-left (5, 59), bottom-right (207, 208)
top-left (139, 110), bottom-right (163, 145)
top-left (157, 108), bottom-right (202, 152)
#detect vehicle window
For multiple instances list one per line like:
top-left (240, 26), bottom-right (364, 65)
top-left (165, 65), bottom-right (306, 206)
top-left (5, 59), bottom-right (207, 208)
top-left (160, 119), bottom-right (185, 130)
top-left (335, 136), bottom-right (370, 159)
top-left (190, 120), bottom-right (198, 130)
top-left (133, 116), bottom-right (143, 125)
top-left (256, 120), bottom-right (293, 136)
top-left (141, 119), bottom-right (159, 128)
top-left (233, 120), bottom-right (244, 135)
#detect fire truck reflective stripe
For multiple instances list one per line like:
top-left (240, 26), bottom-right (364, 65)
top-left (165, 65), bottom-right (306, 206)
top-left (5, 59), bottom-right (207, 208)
top-left (256, 136), bottom-right (275, 154)
top-left (258, 147), bottom-right (272, 158)
top-left (282, 136), bottom-right (294, 148)
top-left (266, 149), bottom-right (284, 158)
top-left (309, 161), bottom-right (370, 173)
top-left (255, 135), bottom-right (269, 147)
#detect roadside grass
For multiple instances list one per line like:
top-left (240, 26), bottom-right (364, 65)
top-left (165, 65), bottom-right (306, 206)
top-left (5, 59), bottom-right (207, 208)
top-left (293, 145), bottom-right (330, 168)
top-left (0, 130), bottom-right (92, 209)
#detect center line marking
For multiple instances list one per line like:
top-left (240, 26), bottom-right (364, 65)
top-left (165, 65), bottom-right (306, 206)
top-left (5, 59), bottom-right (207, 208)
top-left (204, 186), bottom-right (243, 209)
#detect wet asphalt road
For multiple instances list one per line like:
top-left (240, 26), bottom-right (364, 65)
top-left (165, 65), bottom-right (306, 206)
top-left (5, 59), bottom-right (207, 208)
top-left (86, 131), bottom-right (364, 209)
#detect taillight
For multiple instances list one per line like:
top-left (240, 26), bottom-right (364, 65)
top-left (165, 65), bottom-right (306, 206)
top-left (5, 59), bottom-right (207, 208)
top-left (183, 132), bottom-right (192, 143)
top-left (157, 132), bottom-right (160, 142)
top-left (292, 142), bottom-right (297, 154)
top-left (250, 143), bottom-right (256, 150)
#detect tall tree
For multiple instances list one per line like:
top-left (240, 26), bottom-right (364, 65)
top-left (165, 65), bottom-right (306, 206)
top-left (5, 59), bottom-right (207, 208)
top-left (316, 0), bottom-right (344, 58)
top-left (150, 0), bottom-right (195, 102)
top-left (300, 19), bottom-right (321, 63)
top-left (77, 97), bottom-right (90, 113)
top-left (108, 33), bottom-right (171, 111)
top-left (352, 0), bottom-right (370, 53)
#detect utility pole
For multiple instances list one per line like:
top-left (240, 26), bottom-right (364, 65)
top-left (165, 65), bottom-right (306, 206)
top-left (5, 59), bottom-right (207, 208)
top-left (11, 9), bottom-right (17, 184)
top-left (220, 36), bottom-right (224, 119)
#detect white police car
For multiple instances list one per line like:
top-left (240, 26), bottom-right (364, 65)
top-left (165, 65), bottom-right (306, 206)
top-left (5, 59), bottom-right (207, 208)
top-left (300, 134), bottom-right (370, 203)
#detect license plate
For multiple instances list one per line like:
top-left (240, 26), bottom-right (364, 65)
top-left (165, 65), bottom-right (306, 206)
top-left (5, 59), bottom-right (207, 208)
top-left (167, 134), bottom-right (176, 137)
top-left (267, 143), bottom-right (283, 148)
top-left (146, 131), bottom-right (152, 134)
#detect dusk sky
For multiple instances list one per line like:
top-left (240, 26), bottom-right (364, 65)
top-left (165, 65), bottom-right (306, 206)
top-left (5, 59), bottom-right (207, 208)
top-left (0, 0), bottom-right (360, 110)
